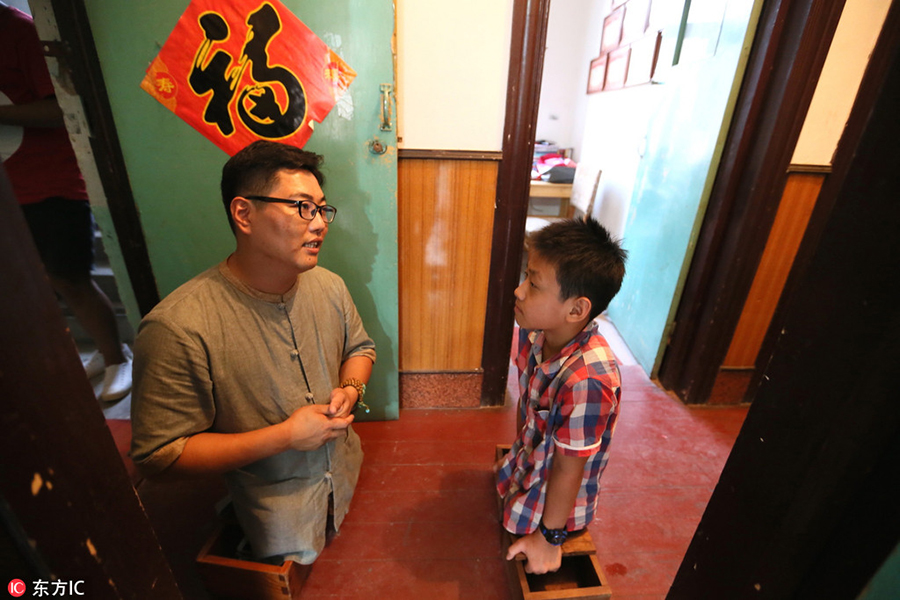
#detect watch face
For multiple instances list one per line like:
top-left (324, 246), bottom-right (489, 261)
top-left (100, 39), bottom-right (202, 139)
top-left (548, 530), bottom-right (567, 545)
top-left (540, 523), bottom-right (568, 546)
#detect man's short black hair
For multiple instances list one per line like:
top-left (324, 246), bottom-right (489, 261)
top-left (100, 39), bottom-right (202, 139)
top-left (527, 217), bottom-right (627, 320)
top-left (220, 140), bottom-right (325, 232)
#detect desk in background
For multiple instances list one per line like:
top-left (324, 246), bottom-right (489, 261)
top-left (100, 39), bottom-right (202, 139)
top-left (528, 180), bottom-right (574, 218)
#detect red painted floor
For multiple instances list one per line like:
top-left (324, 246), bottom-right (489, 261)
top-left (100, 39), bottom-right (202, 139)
top-left (109, 364), bottom-right (747, 599)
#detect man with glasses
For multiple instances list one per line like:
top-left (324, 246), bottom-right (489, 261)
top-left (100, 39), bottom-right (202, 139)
top-left (130, 140), bottom-right (376, 566)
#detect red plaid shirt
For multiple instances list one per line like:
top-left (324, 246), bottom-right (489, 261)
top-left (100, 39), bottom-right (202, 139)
top-left (0, 7), bottom-right (88, 204)
top-left (496, 320), bottom-right (621, 534)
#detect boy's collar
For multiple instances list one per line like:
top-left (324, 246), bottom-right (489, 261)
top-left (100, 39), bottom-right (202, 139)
top-left (532, 320), bottom-right (599, 363)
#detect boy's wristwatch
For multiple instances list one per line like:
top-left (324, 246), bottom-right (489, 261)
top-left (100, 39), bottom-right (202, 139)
top-left (538, 520), bottom-right (568, 546)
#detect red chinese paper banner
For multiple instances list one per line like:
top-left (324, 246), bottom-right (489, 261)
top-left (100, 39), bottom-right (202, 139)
top-left (141, 0), bottom-right (355, 155)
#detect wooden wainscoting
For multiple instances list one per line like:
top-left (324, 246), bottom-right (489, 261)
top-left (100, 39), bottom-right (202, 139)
top-left (398, 152), bottom-right (499, 406)
top-left (720, 168), bottom-right (827, 372)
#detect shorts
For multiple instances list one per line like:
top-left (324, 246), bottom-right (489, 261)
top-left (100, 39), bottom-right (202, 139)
top-left (21, 197), bottom-right (94, 281)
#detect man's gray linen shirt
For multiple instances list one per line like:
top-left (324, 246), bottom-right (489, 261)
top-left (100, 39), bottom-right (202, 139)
top-left (131, 261), bottom-right (376, 563)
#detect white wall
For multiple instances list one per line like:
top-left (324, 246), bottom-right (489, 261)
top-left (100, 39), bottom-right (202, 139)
top-left (579, 83), bottom-right (663, 239)
top-left (397, 1), bottom-right (513, 151)
top-left (535, 0), bottom-right (594, 158)
top-left (569, 0), bottom-right (682, 240)
top-left (394, 0), bottom-right (888, 196)
top-left (792, 0), bottom-right (892, 165)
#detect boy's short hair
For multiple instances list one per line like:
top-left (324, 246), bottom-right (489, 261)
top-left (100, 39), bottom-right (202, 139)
top-left (527, 217), bottom-right (627, 320)
top-left (220, 140), bottom-right (325, 232)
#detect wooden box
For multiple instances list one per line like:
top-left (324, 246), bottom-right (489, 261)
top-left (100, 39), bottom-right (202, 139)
top-left (496, 445), bottom-right (612, 600)
top-left (502, 530), bottom-right (612, 600)
top-left (195, 510), bottom-right (311, 600)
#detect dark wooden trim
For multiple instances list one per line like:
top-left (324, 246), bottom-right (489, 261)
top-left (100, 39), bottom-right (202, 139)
top-left (0, 168), bottom-right (181, 598)
top-left (657, 0), bottom-right (846, 404)
top-left (398, 149), bottom-right (503, 161)
top-left (50, 0), bottom-right (159, 316)
top-left (786, 163), bottom-right (832, 174)
top-left (479, 0), bottom-right (552, 406)
top-left (749, 0), bottom-right (900, 404)
top-left (669, 16), bottom-right (900, 593)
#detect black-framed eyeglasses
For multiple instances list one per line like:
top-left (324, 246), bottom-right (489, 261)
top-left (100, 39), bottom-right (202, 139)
top-left (244, 195), bottom-right (337, 223)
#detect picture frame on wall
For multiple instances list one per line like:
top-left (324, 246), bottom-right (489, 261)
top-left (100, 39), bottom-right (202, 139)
top-left (587, 55), bottom-right (608, 94)
top-left (605, 46), bottom-right (631, 90)
top-left (594, 0), bottom-right (667, 94)
top-left (601, 6), bottom-right (625, 53)
top-left (622, 0), bottom-right (651, 44)
top-left (625, 30), bottom-right (661, 86)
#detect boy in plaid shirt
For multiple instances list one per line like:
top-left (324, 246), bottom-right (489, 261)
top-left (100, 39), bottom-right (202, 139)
top-left (496, 217), bottom-right (627, 574)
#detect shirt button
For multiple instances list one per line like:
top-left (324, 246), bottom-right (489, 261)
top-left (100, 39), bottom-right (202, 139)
top-left (324, 472), bottom-right (333, 480)
top-left (290, 350), bottom-right (299, 359)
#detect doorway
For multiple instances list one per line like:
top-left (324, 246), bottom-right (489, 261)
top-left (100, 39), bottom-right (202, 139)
top-left (482, 0), bottom-right (764, 405)
top-left (516, 0), bottom-right (691, 377)
top-left (483, 0), bottom-right (882, 408)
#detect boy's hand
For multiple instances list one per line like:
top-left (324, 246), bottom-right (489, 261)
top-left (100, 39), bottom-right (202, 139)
top-left (493, 446), bottom-right (512, 475)
top-left (506, 530), bottom-right (563, 574)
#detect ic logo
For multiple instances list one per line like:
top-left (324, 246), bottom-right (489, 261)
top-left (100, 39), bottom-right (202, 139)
top-left (7, 579), bottom-right (26, 597)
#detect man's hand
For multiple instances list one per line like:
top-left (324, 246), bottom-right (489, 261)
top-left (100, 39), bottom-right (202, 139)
top-left (327, 386), bottom-right (356, 419)
top-left (284, 404), bottom-right (353, 451)
top-left (506, 530), bottom-right (563, 574)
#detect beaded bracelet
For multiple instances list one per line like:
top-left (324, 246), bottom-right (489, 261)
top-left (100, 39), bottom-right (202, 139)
top-left (340, 378), bottom-right (370, 414)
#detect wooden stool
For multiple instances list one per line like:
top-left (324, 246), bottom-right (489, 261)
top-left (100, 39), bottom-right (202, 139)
top-left (195, 506), bottom-right (311, 600)
top-left (496, 445), bottom-right (612, 600)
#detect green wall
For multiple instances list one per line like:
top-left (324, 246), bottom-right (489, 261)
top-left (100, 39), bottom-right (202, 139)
top-left (608, 0), bottom-right (763, 375)
top-left (84, 0), bottom-right (398, 418)
top-left (858, 541), bottom-right (900, 599)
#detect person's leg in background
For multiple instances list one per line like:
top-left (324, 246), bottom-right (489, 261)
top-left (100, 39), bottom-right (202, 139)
top-left (22, 197), bottom-right (132, 401)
